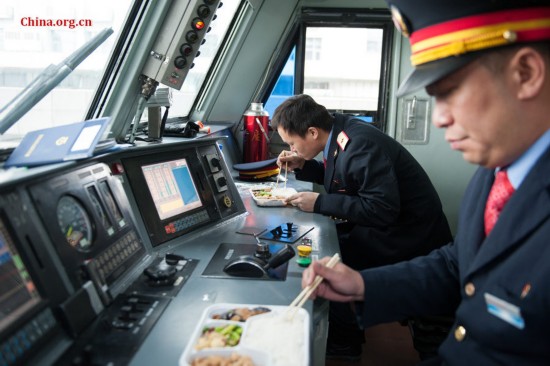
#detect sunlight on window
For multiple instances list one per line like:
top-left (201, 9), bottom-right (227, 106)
top-left (0, 0), bottom-right (132, 136)
top-left (304, 27), bottom-right (383, 111)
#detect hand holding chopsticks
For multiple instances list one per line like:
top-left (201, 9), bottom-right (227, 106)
top-left (287, 253), bottom-right (340, 318)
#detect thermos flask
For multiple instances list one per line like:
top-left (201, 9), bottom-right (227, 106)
top-left (243, 102), bottom-right (270, 163)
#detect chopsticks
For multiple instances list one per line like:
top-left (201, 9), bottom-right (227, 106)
top-left (287, 253), bottom-right (340, 318)
top-left (283, 160), bottom-right (288, 190)
top-left (276, 153), bottom-right (289, 190)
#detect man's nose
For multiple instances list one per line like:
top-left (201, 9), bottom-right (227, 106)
top-left (431, 102), bottom-right (452, 128)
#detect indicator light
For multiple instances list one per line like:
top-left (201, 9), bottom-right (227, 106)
top-left (174, 56), bottom-right (187, 69)
top-left (186, 30), bottom-right (198, 43)
top-left (197, 5), bottom-right (210, 18)
top-left (179, 43), bottom-right (192, 56)
top-left (193, 18), bottom-right (205, 30)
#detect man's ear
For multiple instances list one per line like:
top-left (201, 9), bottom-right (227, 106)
top-left (511, 47), bottom-right (546, 100)
top-left (308, 127), bottom-right (319, 139)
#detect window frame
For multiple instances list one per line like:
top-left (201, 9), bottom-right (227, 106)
top-left (86, 0), bottom-right (148, 120)
top-left (261, 7), bottom-right (394, 132)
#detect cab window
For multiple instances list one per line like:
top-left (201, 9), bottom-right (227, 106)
top-left (264, 8), bottom-right (393, 130)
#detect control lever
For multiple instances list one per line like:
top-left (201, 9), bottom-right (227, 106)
top-left (223, 244), bottom-right (295, 278)
top-left (264, 244), bottom-right (295, 270)
top-left (254, 233), bottom-right (271, 260)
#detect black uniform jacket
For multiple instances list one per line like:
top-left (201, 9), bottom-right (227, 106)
top-left (360, 145), bottom-right (550, 364)
top-left (295, 113), bottom-right (452, 269)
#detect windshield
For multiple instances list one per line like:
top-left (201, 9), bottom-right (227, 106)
top-left (0, 0), bottom-right (132, 140)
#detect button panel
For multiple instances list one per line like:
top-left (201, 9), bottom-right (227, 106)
top-left (164, 209), bottom-right (210, 234)
top-left (95, 230), bottom-right (143, 283)
top-left (142, 0), bottom-right (223, 90)
top-left (0, 309), bottom-right (57, 366)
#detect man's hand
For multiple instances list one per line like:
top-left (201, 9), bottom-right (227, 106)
top-left (285, 192), bottom-right (319, 212)
top-left (277, 150), bottom-right (304, 172)
top-left (302, 257), bottom-right (365, 302)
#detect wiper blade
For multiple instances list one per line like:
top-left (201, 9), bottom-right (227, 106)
top-left (0, 27), bottom-right (114, 134)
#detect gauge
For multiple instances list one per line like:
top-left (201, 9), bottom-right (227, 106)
top-left (87, 186), bottom-right (114, 236)
top-left (57, 195), bottom-right (93, 251)
top-left (99, 181), bottom-right (125, 227)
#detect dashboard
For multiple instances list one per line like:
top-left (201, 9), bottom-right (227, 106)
top-left (0, 136), bottom-right (245, 365)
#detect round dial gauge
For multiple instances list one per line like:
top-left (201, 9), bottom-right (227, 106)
top-left (57, 195), bottom-right (93, 251)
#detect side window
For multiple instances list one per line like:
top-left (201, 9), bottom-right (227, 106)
top-left (264, 9), bottom-right (393, 130)
top-left (264, 47), bottom-right (295, 117)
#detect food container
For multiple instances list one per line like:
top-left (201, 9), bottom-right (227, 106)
top-left (179, 303), bottom-right (310, 366)
top-left (250, 187), bottom-right (297, 207)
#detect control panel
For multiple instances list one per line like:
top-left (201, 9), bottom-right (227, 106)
top-left (0, 194), bottom-right (63, 366)
top-left (121, 138), bottom-right (245, 247)
top-left (0, 137), bottom-right (246, 365)
top-left (142, 0), bottom-right (223, 90)
top-left (28, 163), bottom-right (147, 305)
top-left (54, 293), bottom-right (171, 366)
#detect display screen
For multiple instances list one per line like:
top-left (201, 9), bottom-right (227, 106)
top-left (0, 218), bottom-right (42, 334)
top-left (141, 158), bottom-right (203, 221)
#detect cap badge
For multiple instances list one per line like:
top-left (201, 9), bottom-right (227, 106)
top-left (390, 5), bottom-right (410, 37)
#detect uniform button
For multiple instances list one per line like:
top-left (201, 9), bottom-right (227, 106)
top-left (454, 325), bottom-right (466, 342)
top-left (465, 282), bottom-right (475, 296)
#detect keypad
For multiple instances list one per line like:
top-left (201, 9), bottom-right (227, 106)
top-left (0, 309), bottom-right (56, 366)
top-left (96, 230), bottom-right (142, 282)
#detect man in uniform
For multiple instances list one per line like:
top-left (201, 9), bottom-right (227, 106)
top-left (271, 94), bottom-right (453, 360)
top-left (302, 0), bottom-right (550, 364)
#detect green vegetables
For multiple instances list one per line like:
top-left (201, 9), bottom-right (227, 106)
top-left (252, 189), bottom-right (273, 198)
top-left (218, 324), bottom-right (242, 346)
top-left (200, 324), bottom-right (243, 347)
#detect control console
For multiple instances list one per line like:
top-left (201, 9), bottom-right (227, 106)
top-left (122, 139), bottom-right (245, 246)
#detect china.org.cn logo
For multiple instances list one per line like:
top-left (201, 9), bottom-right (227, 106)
top-left (21, 17), bottom-right (92, 29)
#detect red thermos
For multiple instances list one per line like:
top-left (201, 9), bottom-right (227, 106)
top-left (243, 102), bottom-right (270, 163)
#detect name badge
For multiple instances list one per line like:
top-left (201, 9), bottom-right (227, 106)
top-left (484, 292), bottom-right (525, 329)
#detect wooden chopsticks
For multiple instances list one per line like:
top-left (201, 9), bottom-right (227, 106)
top-left (283, 160), bottom-right (288, 190)
top-left (287, 253), bottom-right (340, 318)
top-left (275, 166), bottom-right (281, 189)
top-left (276, 153), bottom-right (289, 190)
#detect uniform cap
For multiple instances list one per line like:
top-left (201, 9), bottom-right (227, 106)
top-left (387, 0), bottom-right (550, 96)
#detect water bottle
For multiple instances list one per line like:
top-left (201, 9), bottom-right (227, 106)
top-left (243, 102), bottom-right (269, 162)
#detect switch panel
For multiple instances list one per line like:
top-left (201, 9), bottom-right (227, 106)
top-left (399, 96), bottom-right (430, 144)
top-left (212, 171), bottom-right (228, 192)
top-left (142, 0), bottom-right (222, 90)
top-left (205, 153), bottom-right (221, 173)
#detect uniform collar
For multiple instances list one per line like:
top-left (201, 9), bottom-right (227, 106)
top-left (505, 128), bottom-right (550, 189)
top-left (323, 128), bottom-right (334, 159)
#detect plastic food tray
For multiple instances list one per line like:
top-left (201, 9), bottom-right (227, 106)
top-left (250, 187), bottom-right (297, 207)
top-left (179, 303), bottom-right (309, 366)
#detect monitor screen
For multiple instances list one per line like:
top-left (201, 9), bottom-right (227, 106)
top-left (141, 158), bottom-right (203, 221)
top-left (0, 217), bottom-right (42, 334)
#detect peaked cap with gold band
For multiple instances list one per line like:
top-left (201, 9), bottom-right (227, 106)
top-left (387, 0), bottom-right (550, 97)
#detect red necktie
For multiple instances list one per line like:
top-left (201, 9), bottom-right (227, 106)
top-left (484, 170), bottom-right (515, 236)
top-left (323, 157), bottom-right (327, 169)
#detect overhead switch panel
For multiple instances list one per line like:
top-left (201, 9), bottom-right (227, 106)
top-left (142, 0), bottom-right (222, 90)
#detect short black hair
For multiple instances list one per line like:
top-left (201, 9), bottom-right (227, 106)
top-left (270, 94), bottom-right (333, 137)
top-left (480, 41), bottom-right (550, 74)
